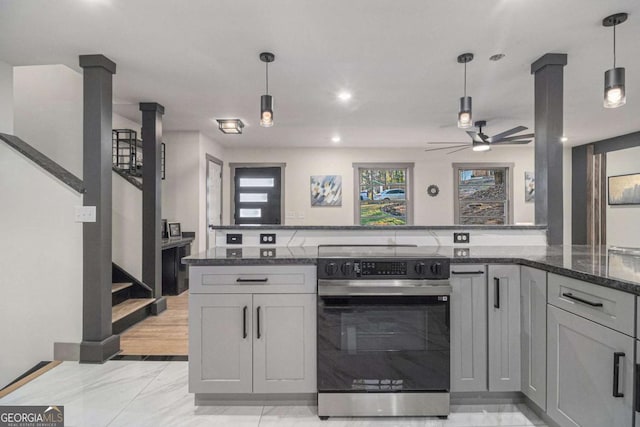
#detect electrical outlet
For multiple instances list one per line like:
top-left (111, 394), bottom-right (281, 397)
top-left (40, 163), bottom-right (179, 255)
top-left (75, 206), bottom-right (96, 222)
top-left (454, 248), bottom-right (470, 257)
top-left (260, 248), bottom-right (276, 258)
top-left (453, 232), bottom-right (470, 244)
top-left (286, 211), bottom-right (295, 219)
top-left (226, 233), bottom-right (243, 244)
top-left (297, 211), bottom-right (305, 219)
top-left (260, 233), bottom-right (276, 244)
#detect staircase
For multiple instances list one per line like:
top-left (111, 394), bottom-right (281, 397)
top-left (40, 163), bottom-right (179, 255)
top-left (111, 264), bottom-right (155, 335)
top-left (112, 129), bottom-right (165, 182)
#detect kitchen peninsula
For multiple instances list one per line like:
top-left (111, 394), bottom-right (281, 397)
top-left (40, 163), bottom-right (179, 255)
top-left (185, 225), bottom-right (640, 424)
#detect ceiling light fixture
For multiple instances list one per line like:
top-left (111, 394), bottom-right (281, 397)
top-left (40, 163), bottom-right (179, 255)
top-left (489, 53), bottom-right (505, 62)
top-left (216, 119), bottom-right (244, 134)
top-left (560, 136), bottom-right (568, 143)
top-left (602, 13), bottom-right (628, 108)
top-left (259, 52), bottom-right (275, 127)
top-left (457, 53), bottom-right (474, 129)
top-left (331, 136), bottom-right (341, 143)
top-left (338, 91), bottom-right (352, 102)
top-left (472, 140), bottom-right (491, 152)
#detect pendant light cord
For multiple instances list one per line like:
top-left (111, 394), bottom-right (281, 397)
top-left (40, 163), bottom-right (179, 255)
top-left (265, 62), bottom-right (269, 95)
top-left (613, 24), bottom-right (617, 68)
top-left (463, 62), bottom-right (467, 97)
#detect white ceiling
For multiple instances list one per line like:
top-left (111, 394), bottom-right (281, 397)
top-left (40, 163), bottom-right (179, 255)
top-left (0, 0), bottom-right (639, 148)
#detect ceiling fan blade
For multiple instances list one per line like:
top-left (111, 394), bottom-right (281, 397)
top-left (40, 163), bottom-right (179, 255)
top-left (466, 131), bottom-right (481, 142)
top-left (489, 126), bottom-right (528, 142)
top-left (491, 133), bottom-right (535, 143)
top-left (427, 141), bottom-right (469, 145)
top-left (492, 140), bottom-right (532, 145)
top-left (478, 133), bottom-right (491, 143)
top-left (447, 146), bottom-right (472, 154)
top-left (425, 144), bottom-right (469, 152)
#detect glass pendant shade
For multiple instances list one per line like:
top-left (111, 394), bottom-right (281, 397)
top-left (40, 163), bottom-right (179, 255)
top-left (260, 94), bottom-right (274, 127)
top-left (472, 140), bottom-right (491, 152)
top-left (458, 96), bottom-right (473, 129)
top-left (604, 67), bottom-right (626, 108)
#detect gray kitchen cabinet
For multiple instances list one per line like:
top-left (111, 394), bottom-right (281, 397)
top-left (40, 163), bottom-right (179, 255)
top-left (520, 266), bottom-right (547, 410)
top-left (636, 340), bottom-right (640, 427)
top-left (547, 304), bottom-right (634, 427)
top-left (488, 265), bottom-right (521, 391)
top-left (189, 293), bottom-right (253, 394)
top-left (450, 265), bottom-right (487, 392)
top-left (253, 293), bottom-right (317, 393)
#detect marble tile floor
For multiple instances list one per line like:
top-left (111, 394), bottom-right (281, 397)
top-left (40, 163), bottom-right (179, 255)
top-left (0, 361), bottom-right (548, 427)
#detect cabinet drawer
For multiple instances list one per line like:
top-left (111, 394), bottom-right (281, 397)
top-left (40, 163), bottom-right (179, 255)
top-left (548, 273), bottom-right (634, 336)
top-left (190, 265), bottom-right (316, 294)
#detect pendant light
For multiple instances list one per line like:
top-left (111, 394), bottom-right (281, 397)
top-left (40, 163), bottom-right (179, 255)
top-left (457, 53), bottom-right (474, 129)
top-left (602, 13), bottom-right (628, 108)
top-left (259, 52), bottom-right (275, 127)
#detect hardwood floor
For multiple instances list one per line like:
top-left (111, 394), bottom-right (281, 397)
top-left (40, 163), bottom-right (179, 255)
top-left (119, 292), bottom-right (188, 356)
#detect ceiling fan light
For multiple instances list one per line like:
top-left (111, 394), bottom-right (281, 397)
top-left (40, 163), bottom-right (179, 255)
top-left (472, 140), bottom-right (491, 152)
top-left (260, 94), bottom-right (274, 127)
top-left (458, 96), bottom-right (473, 129)
top-left (604, 67), bottom-right (626, 108)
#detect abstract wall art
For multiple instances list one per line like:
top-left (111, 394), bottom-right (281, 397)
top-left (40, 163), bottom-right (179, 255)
top-left (310, 175), bottom-right (342, 206)
top-left (608, 173), bottom-right (640, 205)
top-left (525, 171), bottom-right (535, 203)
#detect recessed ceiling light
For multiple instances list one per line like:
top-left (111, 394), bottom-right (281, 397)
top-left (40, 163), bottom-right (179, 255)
top-left (489, 53), bottom-right (506, 61)
top-left (560, 136), bottom-right (568, 143)
top-left (331, 136), bottom-right (341, 143)
top-left (337, 92), bottom-right (352, 102)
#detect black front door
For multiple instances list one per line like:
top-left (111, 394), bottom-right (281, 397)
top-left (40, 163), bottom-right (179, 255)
top-left (234, 167), bottom-right (282, 225)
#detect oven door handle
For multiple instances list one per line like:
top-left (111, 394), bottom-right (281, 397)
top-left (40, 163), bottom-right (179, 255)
top-left (318, 283), bottom-right (452, 297)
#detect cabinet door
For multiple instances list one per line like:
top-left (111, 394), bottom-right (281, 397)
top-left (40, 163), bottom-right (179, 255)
top-left (521, 266), bottom-right (547, 409)
top-left (253, 294), bottom-right (317, 393)
top-left (488, 265), bottom-right (521, 391)
top-left (189, 294), bottom-right (253, 393)
top-left (547, 305), bottom-right (634, 427)
top-left (450, 265), bottom-right (487, 392)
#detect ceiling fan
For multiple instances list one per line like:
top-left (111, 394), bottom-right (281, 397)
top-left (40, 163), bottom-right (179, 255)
top-left (425, 120), bottom-right (534, 154)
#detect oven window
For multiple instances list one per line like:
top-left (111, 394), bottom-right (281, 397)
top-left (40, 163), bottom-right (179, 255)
top-left (317, 295), bottom-right (450, 392)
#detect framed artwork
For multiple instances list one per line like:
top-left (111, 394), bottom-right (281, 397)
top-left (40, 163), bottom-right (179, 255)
top-left (525, 171), bottom-right (535, 203)
top-left (168, 222), bottom-right (182, 237)
top-left (608, 173), bottom-right (640, 205)
top-left (310, 175), bottom-right (342, 206)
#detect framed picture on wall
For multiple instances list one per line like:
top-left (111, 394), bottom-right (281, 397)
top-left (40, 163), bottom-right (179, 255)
top-left (310, 175), bottom-right (342, 206)
top-left (168, 222), bottom-right (182, 238)
top-left (608, 173), bottom-right (640, 205)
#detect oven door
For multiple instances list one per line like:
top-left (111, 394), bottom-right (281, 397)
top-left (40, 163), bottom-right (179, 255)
top-left (317, 292), bottom-right (450, 393)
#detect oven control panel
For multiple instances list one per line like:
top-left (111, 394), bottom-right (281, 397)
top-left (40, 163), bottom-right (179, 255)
top-left (318, 258), bottom-right (449, 280)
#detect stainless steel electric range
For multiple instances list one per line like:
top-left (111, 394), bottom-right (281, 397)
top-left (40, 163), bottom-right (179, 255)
top-left (316, 245), bottom-right (451, 419)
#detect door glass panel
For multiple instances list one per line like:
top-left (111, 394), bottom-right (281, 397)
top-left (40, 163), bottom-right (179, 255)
top-left (239, 208), bottom-right (262, 218)
top-left (239, 178), bottom-right (275, 187)
top-left (239, 193), bottom-right (268, 203)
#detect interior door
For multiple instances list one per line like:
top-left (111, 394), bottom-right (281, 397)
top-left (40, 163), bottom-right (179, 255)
top-left (206, 156), bottom-right (222, 249)
top-left (233, 167), bottom-right (282, 225)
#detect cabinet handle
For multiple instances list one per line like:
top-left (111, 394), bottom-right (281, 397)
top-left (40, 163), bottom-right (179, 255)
top-left (256, 306), bottom-right (261, 339)
top-left (613, 352), bottom-right (625, 398)
top-left (242, 306), bottom-right (248, 339)
top-left (451, 271), bottom-right (485, 275)
top-left (636, 364), bottom-right (640, 411)
top-left (494, 277), bottom-right (500, 309)
top-left (561, 292), bottom-right (603, 307)
top-left (236, 278), bottom-right (268, 283)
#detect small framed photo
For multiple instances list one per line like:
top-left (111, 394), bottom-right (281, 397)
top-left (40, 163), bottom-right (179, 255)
top-left (168, 222), bottom-right (181, 238)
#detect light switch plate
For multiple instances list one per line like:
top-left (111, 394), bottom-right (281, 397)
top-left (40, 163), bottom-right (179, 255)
top-left (75, 206), bottom-right (96, 222)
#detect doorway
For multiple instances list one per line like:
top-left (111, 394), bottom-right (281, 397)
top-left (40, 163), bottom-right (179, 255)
top-left (206, 155), bottom-right (223, 249)
top-left (231, 164), bottom-right (285, 225)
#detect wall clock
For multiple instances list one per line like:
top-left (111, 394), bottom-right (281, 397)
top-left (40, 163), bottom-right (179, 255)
top-left (427, 185), bottom-right (440, 197)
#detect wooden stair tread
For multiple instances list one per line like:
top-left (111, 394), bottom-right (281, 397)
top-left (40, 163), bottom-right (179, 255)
top-left (112, 282), bottom-right (133, 293)
top-left (112, 298), bottom-right (155, 323)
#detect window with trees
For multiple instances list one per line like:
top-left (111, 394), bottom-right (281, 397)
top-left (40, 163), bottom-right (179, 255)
top-left (454, 163), bottom-right (513, 225)
top-left (354, 163), bottom-right (413, 225)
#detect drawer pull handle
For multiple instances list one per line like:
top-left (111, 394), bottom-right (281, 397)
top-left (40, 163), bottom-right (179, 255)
top-left (561, 292), bottom-right (603, 307)
top-left (613, 352), bottom-right (625, 398)
top-left (242, 306), bottom-right (248, 339)
top-left (256, 306), bottom-right (261, 339)
top-left (451, 271), bottom-right (485, 275)
top-left (236, 278), bottom-right (269, 283)
top-left (494, 277), bottom-right (500, 309)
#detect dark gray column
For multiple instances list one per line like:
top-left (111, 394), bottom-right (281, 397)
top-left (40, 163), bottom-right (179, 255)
top-left (571, 145), bottom-right (588, 244)
top-left (531, 53), bottom-right (567, 245)
top-left (79, 54), bottom-right (120, 362)
top-left (140, 102), bottom-right (166, 314)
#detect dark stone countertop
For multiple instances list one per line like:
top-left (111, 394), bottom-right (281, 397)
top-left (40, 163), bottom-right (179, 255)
top-left (162, 236), bottom-right (194, 250)
top-left (183, 245), bottom-right (640, 295)
top-left (210, 225), bottom-right (547, 231)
